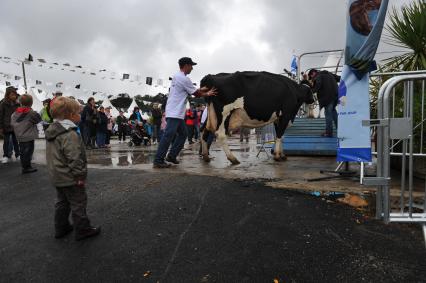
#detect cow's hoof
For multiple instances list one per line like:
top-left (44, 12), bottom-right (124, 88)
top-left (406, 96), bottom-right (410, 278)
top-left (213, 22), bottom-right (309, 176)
top-left (202, 155), bottom-right (211, 162)
top-left (230, 159), bottom-right (240, 165)
top-left (280, 155), bottom-right (288, 161)
top-left (273, 156), bottom-right (282, 162)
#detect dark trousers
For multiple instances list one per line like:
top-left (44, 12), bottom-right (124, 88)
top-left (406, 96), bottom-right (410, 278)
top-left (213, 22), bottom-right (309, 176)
top-left (186, 125), bottom-right (194, 143)
top-left (324, 100), bottom-right (338, 135)
top-left (55, 185), bottom-right (91, 233)
top-left (152, 124), bottom-right (161, 143)
top-left (105, 130), bottom-right (112, 145)
top-left (154, 118), bottom-right (187, 163)
top-left (3, 132), bottom-right (20, 158)
top-left (118, 126), bottom-right (126, 141)
top-left (19, 140), bottom-right (34, 169)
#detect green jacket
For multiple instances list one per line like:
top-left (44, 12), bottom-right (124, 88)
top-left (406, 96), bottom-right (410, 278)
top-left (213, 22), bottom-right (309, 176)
top-left (45, 121), bottom-right (87, 187)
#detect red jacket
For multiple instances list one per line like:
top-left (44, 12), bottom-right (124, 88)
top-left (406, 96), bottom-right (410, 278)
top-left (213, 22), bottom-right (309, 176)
top-left (185, 109), bottom-right (194, 126)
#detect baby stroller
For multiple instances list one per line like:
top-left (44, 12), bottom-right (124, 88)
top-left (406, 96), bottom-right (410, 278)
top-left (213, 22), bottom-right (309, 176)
top-left (128, 121), bottom-right (151, 146)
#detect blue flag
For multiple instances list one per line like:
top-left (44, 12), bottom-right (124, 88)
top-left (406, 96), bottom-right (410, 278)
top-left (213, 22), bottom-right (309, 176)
top-left (337, 0), bottom-right (389, 162)
top-left (290, 55), bottom-right (298, 75)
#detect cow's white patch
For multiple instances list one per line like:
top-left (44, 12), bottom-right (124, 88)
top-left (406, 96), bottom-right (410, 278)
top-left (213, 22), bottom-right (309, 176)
top-left (222, 97), bottom-right (279, 130)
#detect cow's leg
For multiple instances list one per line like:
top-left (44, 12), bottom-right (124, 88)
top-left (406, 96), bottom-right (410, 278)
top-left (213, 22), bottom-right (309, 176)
top-left (273, 136), bottom-right (284, 161)
top-left (274, 118), bottom-right (290, 161)
top-left (201, 130), bottom-right (211, 162)
top-left (217, 126), bottom-right (239, 165)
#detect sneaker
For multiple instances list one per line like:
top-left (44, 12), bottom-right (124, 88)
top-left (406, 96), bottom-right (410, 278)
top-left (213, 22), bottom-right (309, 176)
top-left (166, 155), bottom-right (180, 164)
top-left (75, 226), bottom-right (101, 241)
top-left (55, 225), bottom-right (74, 239)
top-left (22, 167), bottom-right (37, 174)
top-left (153, 162), bottom-right (172, 169)
top-left (1, 157), bottom-right (9, 164)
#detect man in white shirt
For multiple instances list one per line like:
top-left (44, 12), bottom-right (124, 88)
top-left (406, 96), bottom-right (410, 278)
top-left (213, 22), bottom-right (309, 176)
top-left (153, 57), bottom-right (216, 168)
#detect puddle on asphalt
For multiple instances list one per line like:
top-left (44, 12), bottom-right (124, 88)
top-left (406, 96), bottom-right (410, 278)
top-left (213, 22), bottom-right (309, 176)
top-left (86, 149), bottom-right (156, 167)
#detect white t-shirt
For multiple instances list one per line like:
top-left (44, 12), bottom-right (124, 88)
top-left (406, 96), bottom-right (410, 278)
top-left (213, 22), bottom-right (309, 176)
top-left (165, 71), bottom-right (197, 119)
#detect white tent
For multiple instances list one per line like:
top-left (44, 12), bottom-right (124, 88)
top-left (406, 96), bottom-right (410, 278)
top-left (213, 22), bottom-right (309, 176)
top-left (28, 88), bottom-right (44, 112)
top-left (102, 98), bottom-right (120, 118)
top-left (125, 99), bottom-right (139, 118)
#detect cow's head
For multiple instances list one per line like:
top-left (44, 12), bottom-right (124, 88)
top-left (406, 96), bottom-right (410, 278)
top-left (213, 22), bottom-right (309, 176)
top-left (299, 80), bottom-right (315, 104)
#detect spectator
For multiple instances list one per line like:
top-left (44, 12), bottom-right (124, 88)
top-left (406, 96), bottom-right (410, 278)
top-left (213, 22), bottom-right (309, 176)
top-left (40, 98), bottom-right (53, 130)
top-left (116, 111), bottom-right (127, 142)
top-left (151, 103), bottom-right (162, 144)
top-left (185, 106), bottom-right (195, 144)
top-left (11, 94), bottom-right (42, 173)
top-left (104, 106), bottom-right (113, 147)
top-left (80, 97), bottom-right (96, 149)
top-left (45, 96), bottom-right (100, 241)
top-left (96, 106), bottom-right (108, 148)
top-left (195, 104), bottom-right (203, 141)
top-left (129, 106), bottom-right (144, 124)
top-left (240, 127), bottom-right (250, 142)
top-left (308, 69), bottom-right (340, 137)
top-left (0, 86), bottom-right (20, 163)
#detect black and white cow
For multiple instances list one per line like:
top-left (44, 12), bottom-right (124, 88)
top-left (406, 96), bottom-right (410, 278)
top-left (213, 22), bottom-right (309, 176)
top-left (200, 71), bottom-right (314, 164)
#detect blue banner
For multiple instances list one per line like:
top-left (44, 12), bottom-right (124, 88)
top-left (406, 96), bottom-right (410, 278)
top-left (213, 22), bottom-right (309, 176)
top-left (337, 0), bottom-right (389, 162)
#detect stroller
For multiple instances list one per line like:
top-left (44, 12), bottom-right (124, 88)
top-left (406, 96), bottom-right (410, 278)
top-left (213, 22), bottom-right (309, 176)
top-left (128, 121), bottom-right (151, 146)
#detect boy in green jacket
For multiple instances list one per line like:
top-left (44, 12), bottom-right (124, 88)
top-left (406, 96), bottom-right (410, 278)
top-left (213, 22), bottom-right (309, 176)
top-left (45, 97), bottom-right (100, 241)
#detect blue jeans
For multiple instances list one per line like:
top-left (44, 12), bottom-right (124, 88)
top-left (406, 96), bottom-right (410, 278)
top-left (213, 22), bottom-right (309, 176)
top-left (96, 132), bottom-right (106, 147)
top-left (154, 118), bottom-right (187, 164)
top-left (324, 100), bottom-right (338, 135)
top-left (3, 132), bottom-right (20, 158)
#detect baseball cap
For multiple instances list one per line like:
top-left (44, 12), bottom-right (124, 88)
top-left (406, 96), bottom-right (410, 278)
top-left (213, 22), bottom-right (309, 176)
top-left (178, 57), bottom-right (197, 66)
top-left (6, 86), bottom-right (18, 92)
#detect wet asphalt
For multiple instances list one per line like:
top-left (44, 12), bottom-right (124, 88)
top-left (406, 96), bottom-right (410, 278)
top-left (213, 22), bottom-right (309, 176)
top-left (0, 159), bottom-right (425, 282)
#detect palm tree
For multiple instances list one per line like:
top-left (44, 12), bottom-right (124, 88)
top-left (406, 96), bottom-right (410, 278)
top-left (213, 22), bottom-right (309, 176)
top-left (383, 0), bottom-right (426, 71)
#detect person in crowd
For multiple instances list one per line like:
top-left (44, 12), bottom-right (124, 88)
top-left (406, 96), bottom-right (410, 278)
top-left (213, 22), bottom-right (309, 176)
top-left (151, 103), bottom-right (162, 145)
top-left (129, 106), bottom-right (144, 124)
top-left (240, 127), bottom-right (250, 142)
top-left (10, 94), bottom-right (42, 173)
top-left (185, 106), bottom-right (195, 144)
top-left (0, 86), bottom-right (20, 163)
top-left (45, 96), bottom-right (100, 241)
top-left (96, 106), bottom-right (108, 148)
top-left (104, 106), bottom-right (113, 148)
top-left (195, 104), bottom-right (203, 141)
top-left (116, 110), bottom-right (127, 142)
top-left (308, 69), bottom-right (340, 137)
top-left (153, 57), bottom-right (216, 168)
top-left (40, 98), bottom-right (53, 131)
top-left (80, 97), bottom-right (96, 149)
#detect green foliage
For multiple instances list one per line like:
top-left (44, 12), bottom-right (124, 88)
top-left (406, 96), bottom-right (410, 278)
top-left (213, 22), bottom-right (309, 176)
top-left (369, 0), bottom-right (426, 151)
top-left (382, 0), bottom-right (426, 71)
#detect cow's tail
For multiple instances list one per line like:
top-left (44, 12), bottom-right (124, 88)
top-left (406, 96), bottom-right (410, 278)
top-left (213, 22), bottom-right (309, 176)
top-left (206, 102), bottom-right (217, 132)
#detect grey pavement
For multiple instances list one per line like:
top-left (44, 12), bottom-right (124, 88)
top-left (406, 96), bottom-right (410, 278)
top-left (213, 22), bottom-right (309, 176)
top-left (0, 158), bottom-right (425, 282)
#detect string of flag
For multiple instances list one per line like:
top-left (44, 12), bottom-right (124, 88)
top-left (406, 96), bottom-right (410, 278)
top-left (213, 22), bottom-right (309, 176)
top-left (0, 53), bottom-right (171, 89)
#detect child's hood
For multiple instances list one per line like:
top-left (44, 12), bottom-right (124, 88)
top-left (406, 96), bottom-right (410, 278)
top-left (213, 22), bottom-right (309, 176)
top-left (45, 122), bottom-right (74, 141)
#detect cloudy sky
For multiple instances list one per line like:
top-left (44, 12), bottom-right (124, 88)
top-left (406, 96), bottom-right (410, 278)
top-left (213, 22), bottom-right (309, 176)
top-left (0, 0), bottom-right (412, 99)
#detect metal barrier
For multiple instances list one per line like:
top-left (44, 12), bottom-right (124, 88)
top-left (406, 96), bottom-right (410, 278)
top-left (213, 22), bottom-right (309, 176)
top-left (255, 124), bottom-right (276, 157)
top-left (362, 71), bottom-right (426, 247)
